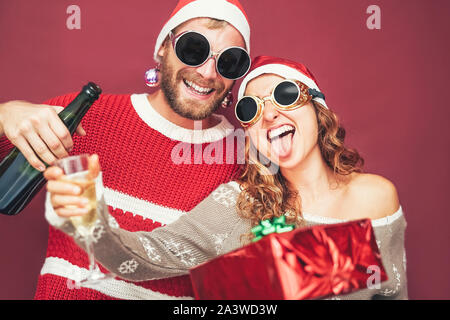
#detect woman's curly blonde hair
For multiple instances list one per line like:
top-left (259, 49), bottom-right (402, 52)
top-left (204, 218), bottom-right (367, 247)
top-left (236, 101), bottom-right (364, 243)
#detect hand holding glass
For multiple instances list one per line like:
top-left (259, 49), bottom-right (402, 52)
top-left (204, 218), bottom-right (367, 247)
top-left (46, 154), bottom-right (112, 285)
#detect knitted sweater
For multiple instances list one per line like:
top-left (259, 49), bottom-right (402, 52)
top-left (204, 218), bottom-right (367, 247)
top-left (0, 93), bottom-right (242, 300)
top-left (47, 180), bottom-right (408, 300)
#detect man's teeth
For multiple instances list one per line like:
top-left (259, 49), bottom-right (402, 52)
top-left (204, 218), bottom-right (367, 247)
top-left (268, 124), bottom-right (296, 141)
top-left (184, 79), bottom-right (213, 95)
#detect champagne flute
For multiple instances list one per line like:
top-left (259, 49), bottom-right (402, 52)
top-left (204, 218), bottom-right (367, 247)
top-left (55, 154), bottom-right (112, 285)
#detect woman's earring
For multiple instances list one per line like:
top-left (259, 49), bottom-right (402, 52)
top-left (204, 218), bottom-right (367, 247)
top-left (144, 66), bottom-right (160, 87)
top-left (221, 91), bottom-right (233, 108)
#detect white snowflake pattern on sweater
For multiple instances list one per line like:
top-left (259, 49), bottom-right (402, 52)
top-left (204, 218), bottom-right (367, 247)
top-left (380, 263), bottom-right (401, 296)
top-left (91, 222), bottom-right (105, 243)
top-left (162, 239), bottom-right (196, 267)
top-left (139, 236), bottom-right (162, 262)
top-left (211, 185), bottom-right (236, 208)
top-left (376, 239), bottom-right (382, 249)
top-left (212, 233), bottom-right (229, 255)
top-left (118, 259), bottom-right (139, 274)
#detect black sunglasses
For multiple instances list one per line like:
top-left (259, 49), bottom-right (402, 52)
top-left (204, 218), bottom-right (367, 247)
top-left (170, 30), bottom-right (251, 80)
top-left (235, 79), bottom-right (325, 127)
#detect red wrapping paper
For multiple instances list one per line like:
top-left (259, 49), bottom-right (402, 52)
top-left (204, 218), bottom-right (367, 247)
top-left (189, 219), bottom-right (387, 300)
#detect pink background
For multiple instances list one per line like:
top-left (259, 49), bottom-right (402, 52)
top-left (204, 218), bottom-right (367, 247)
top-left (0, 0), bottom-right (449, 299)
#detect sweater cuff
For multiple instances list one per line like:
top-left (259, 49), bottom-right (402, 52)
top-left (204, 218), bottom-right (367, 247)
top-left (45, 191), bottom-right (68, 227)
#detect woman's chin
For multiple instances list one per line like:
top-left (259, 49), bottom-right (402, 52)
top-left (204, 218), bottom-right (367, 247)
top-left (277, 160), bottom-right (298, 170)
top-left (266, 156), bottom-right (297, 171)
top-left (274, 152), bottom-right (304, 171)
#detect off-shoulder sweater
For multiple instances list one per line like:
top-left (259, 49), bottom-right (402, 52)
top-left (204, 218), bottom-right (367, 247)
top-left (46, 178), bottom-right (408, 300)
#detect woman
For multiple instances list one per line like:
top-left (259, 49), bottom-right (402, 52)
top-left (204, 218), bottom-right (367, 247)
top-left (45, 56), bottom-right (407, 299)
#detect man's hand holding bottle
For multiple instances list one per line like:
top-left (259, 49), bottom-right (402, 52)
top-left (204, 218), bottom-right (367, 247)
top-left (0, 100), bottom-right (86, 171)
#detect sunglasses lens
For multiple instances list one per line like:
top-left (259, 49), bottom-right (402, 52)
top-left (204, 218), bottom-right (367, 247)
top-left (273, 81), bottom-right (300, 106)
top-left (236, 97), bottom-right (258, 123)
top-left (217, 47), bottom-right (251, 79)
top-left (175, 32), bottom-right (210, 66)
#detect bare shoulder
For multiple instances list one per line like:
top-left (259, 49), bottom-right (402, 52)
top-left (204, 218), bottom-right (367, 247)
top-left (344, 173), bottom-right (400, 220)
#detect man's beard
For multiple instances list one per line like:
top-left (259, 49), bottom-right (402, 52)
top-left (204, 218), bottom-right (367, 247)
top-left (159, 55), bottom-right (228, 121)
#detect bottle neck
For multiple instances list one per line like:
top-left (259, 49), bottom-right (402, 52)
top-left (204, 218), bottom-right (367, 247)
top-left (58, 92), bottom-right (95, 134)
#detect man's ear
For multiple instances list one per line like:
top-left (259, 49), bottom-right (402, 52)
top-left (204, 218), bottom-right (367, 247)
top-left (157, 38), bottom-right (169, 61)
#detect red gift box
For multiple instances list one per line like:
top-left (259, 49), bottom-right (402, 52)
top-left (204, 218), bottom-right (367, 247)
top-left (189, 219), bottom-right (388, 300)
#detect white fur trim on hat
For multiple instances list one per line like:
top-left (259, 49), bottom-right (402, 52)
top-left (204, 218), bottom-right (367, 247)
top-left (238, 64), bottom-right (328, 108)
top-left (154, 0), bottom-right (250, 62)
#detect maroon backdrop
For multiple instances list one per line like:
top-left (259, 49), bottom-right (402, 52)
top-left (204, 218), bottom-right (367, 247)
top-left (0, 0), bottom-right (449, 299)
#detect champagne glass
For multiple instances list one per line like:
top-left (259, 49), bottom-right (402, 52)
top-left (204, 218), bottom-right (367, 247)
top-left (55, 154), bottom-right (112, 285)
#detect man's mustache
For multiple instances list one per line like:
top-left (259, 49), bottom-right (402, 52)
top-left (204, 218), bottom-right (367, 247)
top-left (177, 70), bottom-right (225, 92)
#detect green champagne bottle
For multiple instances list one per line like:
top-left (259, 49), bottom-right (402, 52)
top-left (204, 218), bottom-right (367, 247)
top-left (0, 82), bottom-right (102, 215)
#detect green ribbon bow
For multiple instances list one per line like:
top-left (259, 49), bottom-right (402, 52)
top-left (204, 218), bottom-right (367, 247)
top-left (251, 215), bottom-right (295, 242)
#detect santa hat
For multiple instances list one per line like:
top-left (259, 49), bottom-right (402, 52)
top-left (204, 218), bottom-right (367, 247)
top-left (238, 56), bottom-right (327, 108)
top-left (154, 0), bottom-right (251, 62)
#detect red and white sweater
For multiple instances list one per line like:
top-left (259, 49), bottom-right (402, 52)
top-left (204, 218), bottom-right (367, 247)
top-left (0, 93), bottom-right (242, 300)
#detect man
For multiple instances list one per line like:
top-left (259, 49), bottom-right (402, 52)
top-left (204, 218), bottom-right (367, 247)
top-left (0, 0), bottom-right (250, 300)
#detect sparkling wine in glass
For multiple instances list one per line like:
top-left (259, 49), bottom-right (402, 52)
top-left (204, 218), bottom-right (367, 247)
top-left (55, 154), bottom-right (112, 285)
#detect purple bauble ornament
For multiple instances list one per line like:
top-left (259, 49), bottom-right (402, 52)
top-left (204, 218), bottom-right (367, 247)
top-left (221, 91), bottom-right (233, 108)
top-left (145, 68), bottom-right (160, 87)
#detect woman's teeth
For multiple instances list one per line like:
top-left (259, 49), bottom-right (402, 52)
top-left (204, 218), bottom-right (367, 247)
top-left (268, 125), bottom-right (296, 158)
top-left (184, 79), bottom-right (214, 95)
top-left (268, 124), bottom-right (296, 142)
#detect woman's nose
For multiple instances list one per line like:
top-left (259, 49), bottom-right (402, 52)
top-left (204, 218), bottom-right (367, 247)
top-left (262, 100), bottom-right (280, 123)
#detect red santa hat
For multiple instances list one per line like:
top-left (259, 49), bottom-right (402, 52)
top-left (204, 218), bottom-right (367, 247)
top-left (238, 56), bottom-right (328, 109)
top-left (154, 0), bottom-right (251, 62)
